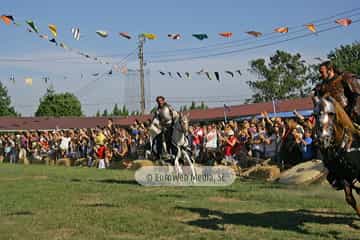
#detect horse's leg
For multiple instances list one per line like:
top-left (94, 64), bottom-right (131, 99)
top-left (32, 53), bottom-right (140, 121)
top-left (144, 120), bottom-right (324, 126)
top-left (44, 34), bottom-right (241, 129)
top-left (174, 146), bottom-right (183, 174)
top-left (344, 180), bottom-right (360, 216)
top-left (183, 149), bottom-right (196, 178)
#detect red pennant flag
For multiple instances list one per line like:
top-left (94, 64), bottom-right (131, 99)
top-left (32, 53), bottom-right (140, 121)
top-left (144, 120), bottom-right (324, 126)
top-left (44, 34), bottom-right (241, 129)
top-left (1, 15), bottom-right (14, 25)
top-left (335, 18), bottom-right (352, 27)
top-left (219, 32), bottom-right (233, 38)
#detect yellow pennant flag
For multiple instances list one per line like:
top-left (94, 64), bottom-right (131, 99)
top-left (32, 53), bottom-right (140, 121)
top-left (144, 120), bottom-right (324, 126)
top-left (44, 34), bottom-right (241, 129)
top-left (143, 33), bottom-right (157, 40)
top-left (48, 24), bottom-right (57, 37)
top-left (96, 30), bottom-right (109, 38)
top-left (25, 77), bottom-right (33, 86)
top-left (306, 24), bottom-right (316, 33)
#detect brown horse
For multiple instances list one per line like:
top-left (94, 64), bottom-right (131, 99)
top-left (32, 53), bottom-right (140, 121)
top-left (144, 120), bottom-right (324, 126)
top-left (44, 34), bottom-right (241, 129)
top-left (314, 96), bottom-right (360, 216)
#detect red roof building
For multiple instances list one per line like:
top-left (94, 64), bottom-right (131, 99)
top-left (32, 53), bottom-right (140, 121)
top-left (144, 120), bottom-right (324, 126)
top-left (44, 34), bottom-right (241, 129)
top-left (0, 97), bottom-right (313, 131)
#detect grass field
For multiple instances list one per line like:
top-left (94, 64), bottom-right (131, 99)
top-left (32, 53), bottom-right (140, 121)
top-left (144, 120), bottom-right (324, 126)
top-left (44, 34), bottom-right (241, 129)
top-left (0, 164), bottom-right (360, 240)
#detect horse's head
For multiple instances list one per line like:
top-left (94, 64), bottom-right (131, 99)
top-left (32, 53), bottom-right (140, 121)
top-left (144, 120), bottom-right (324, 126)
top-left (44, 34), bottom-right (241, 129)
top-left (179, 112), bottom-right (190, 133)
top-left (315, 96), bottom-right (357, 150)
top-left (315, 97), bottom-right (336, 149)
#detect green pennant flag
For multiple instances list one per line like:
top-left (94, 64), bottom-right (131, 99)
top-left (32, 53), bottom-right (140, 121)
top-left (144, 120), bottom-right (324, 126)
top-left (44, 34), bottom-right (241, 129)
top-left (26, 20), bottom-right (39, 33)
top-left (192, 34), bottom-right (208, 40)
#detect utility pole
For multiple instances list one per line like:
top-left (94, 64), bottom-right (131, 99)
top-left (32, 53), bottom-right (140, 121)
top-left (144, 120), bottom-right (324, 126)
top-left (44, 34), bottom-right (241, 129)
top-left (138, 34), bottom-right (146, 115)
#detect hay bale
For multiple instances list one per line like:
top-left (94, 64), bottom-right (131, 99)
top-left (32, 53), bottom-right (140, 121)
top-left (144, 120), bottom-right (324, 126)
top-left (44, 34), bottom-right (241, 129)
top-left (246, 165), bottom-right (280, 181)
top-left (43, 156), bottom-right (55, 166)
top-left (31, 155), bottom-right (46, 165)
top-left (115, 159), bottom-right (132, 169)
top-left (18, 156), bottom-right (30, 165)
top-left (230, 165), bottom-right (241, 176)
top-left (131, 160), bottom-right (154, 170)
top-left (278, 160), bottom-right (327, 185)
top-left (56, 158), bottom-right (72, 167)
top-left (74, 158), bottom-right (87, 166)
top-left (109, 161), bottom-right (125, 169)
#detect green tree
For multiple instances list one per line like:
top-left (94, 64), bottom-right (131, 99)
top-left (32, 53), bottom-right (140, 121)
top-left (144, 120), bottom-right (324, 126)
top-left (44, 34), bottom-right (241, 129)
top-left (327, 42), bottom-right (360, 76)
top-left (246, 50), bottom-right (312, 103)
top-left (35, 88), bottom-right (83, 117)
top-left (0, 81), bottom-right (18, 116)
top-left (150, 107), bottom-right (157, 114)
top-left (95, 110), bottom-right (101, 117)
top-left (102, 109), bottom-right (108, 117)
top-left (190, 101), bottom-right (197, 110)
top-left (112, 104), bottom-right (120, 116)
top-left (130, 111), bottom-right (140, 116)
top-left (120, 105), bottom-right (129, 116)
top-left (180, 102), bottom-right (207, 111)
top-left (199, 101), bottom-right (208, 110)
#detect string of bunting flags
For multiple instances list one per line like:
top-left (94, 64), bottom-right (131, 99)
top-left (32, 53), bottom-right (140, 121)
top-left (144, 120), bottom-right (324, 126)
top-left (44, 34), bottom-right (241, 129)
top-left (7, 54), bottom-right (327, 86)
top-left (0, 14), bottom-right (353, 42)
top-left (0, 14), bottom-right (130, 77)
top-left (158, 69), bottom-right (243, 82)
top-left (157, 54), bottom-right (329, 82)
top-left (7, 69), bottom-right (121, 86)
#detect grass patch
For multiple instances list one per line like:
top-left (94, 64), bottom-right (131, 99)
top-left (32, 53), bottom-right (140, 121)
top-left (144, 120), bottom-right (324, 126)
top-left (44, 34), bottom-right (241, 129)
top-left (0, 164), bottom-right (359, 240)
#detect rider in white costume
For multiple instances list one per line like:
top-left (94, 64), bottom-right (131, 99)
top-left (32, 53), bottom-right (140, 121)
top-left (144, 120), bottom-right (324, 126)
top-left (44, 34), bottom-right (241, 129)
top-left (153, 96), bottom-right (179, 159)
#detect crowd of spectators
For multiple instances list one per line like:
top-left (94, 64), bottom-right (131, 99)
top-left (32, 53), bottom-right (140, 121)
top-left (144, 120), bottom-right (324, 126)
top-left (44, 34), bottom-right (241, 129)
top-left (0, 111), bottom-right (317, 169)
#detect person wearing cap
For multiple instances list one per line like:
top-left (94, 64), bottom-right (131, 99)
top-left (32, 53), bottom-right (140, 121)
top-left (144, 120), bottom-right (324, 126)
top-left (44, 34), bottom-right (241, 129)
top-left (221, 128), bottom-right (237, 166)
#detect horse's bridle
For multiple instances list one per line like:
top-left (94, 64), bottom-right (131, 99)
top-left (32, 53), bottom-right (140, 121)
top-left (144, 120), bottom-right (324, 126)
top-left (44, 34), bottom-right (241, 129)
top-left (175, 115), bottom-right (188, 135)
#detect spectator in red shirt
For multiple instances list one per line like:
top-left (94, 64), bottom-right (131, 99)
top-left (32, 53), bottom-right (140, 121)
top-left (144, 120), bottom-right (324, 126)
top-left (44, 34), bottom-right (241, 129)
top-left (96, 144), bottom-right (107, 168)
top-left (221, 128), bottom-right (237, 166)
top-left (192, 124), bottom-right (204, 161)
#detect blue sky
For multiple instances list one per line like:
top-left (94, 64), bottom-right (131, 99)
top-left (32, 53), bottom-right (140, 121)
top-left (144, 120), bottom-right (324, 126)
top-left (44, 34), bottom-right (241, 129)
top-left (1, 0), bottom-right (360, 116)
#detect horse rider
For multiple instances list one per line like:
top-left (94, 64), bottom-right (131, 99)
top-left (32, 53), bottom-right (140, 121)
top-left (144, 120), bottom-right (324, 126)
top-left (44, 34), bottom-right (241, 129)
top-left (153, 96), bottom-right (179, 159)
top-left (314, 61), bottom-right (360, 126)
top-left (313, 61), bottom-right (360, 190)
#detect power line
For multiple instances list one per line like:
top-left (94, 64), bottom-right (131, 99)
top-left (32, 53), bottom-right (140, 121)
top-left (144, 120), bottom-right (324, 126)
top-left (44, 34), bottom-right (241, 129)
top-left (0, 54), bottom-right (137, 64)
top-left (13, 97), bottom-right (251, 109)
top-left (72, 48), bottom-right (137, 96)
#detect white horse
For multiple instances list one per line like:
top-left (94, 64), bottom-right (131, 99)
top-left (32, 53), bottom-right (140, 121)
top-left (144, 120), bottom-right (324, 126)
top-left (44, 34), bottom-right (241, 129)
top-left (171, 112), bottom-right (196, 177)
top-left (149, 113), bottom-right (196, 177)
